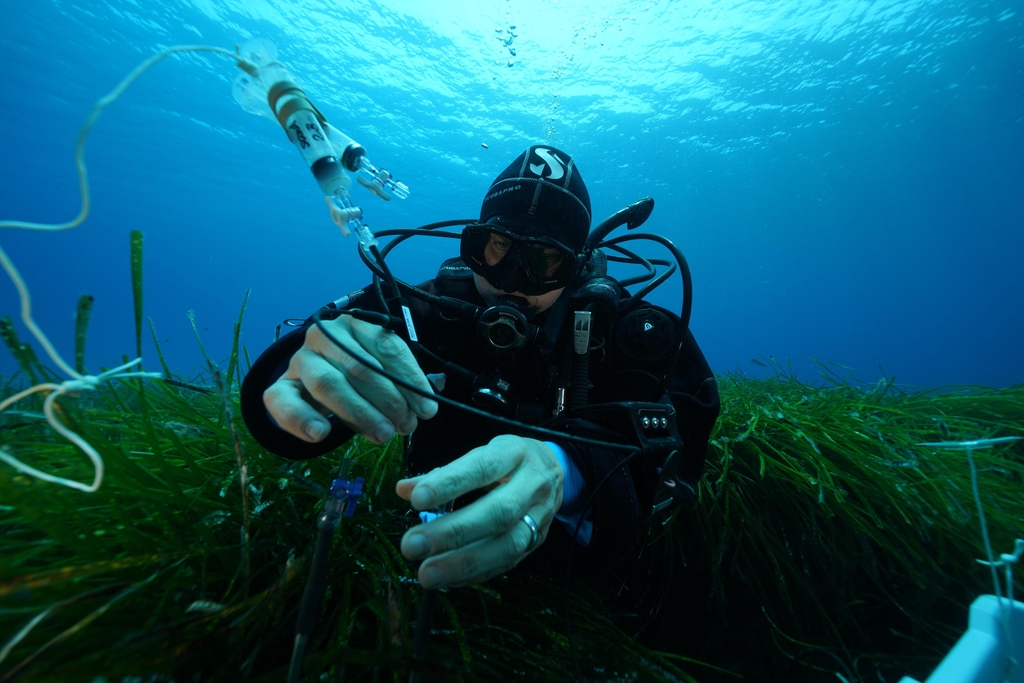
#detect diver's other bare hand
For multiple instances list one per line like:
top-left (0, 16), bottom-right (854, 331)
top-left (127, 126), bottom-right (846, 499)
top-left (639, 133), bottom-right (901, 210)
top-left (396, 435), bottom-right (563, 588)
top-left (263, 315), bottom-right (437, 443)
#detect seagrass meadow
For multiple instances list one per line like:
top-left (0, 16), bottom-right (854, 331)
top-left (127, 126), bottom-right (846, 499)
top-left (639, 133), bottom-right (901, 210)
top-left (1, 234), bottom-right (1022, 682)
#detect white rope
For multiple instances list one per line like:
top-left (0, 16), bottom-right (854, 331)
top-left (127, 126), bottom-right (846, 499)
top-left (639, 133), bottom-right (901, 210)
top-left (0, 45), bottom-right (257, 492)
top-left (0, 359), bottom-right (162, 492)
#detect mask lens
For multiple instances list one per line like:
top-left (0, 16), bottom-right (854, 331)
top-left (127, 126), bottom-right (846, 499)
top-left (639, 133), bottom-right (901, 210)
top-left (461, 226), bottom-right (495, 272)
top-left (522, 244), bottom-right (567, 280)
top-left (461, 224), bottom-right (574, 295)
top-left (482, 232), bottom-right (513, 266)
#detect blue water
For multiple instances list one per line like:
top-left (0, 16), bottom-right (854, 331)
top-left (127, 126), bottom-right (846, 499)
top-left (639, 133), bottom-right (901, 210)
top-left (1, 0), bottom-right (1022, 389)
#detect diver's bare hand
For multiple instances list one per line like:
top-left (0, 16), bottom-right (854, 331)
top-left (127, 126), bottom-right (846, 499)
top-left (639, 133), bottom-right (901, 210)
top-left (263, 315), bottom-right (437, 444)
top-left (395, 435), bottom-right (564, 589)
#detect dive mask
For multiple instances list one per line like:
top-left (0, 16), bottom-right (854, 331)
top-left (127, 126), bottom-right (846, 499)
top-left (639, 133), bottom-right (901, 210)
top-left (460, 223), bottom-right (575, 296)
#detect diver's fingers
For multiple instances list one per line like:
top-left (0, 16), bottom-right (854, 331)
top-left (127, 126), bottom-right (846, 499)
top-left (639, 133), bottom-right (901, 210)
top-left (302, 317), bottom-right (423, 438)
top-left (263, 372), bottom-right (334, 443)
top-left (400, 472), bottom-right (537, 559)
top-left (346, 316), bottom-right (439, 421)
top-left (410, 508), bottom-right (548, 589)
top-left (266, 350), bottom-right (395, 444)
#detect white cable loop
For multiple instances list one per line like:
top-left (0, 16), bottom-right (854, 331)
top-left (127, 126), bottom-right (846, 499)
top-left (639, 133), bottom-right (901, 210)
top-left (1, 45), bottom-right (255, 493)
top-left (0, 359), bottom-right (163, 492)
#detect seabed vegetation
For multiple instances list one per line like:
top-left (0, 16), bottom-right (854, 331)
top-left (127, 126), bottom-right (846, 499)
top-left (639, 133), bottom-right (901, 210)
top-left (0, 234), bottom-right (1022, 683)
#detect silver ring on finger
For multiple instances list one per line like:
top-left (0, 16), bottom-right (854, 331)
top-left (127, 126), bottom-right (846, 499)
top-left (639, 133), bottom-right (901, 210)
top-left (520, 513), bottom-right (539, 552)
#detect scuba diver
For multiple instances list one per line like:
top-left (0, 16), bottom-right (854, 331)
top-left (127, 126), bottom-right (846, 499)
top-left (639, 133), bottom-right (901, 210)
top-left (240, 145), bottom-right (721, 590)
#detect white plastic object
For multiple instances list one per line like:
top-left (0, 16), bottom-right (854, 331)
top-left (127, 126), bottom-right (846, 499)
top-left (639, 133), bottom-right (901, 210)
top-left (232, 73), bottom-right (275, 120)
top-left (898, 595), bottom-right (1023, 683)
top-left (232, 39), bottom-right (349, 198)
top-left (326, 192), bottom-right (374, 244)
top-left (237, 37), bottom-right (278, 67)
top-left (357, 156), bottom-right (410, 200)
top-left (231, 38), bottom-right (279, 120)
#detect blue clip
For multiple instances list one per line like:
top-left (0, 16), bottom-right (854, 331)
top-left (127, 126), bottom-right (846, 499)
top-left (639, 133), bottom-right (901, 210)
top-left (330, 477), bottom-right (365, 517)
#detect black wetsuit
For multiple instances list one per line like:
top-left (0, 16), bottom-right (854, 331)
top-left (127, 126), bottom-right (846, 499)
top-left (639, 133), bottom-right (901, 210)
top-left (240, 258), bottom-right (720, 571)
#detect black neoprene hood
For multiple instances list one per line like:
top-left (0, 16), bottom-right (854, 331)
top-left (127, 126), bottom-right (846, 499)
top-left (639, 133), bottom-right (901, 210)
top-left (478, 146), bottom-right (592, 254)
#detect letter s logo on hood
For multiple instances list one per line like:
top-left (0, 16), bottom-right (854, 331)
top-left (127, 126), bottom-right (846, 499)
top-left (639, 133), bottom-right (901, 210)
top-left (528, 148), bottom-right (565, 181)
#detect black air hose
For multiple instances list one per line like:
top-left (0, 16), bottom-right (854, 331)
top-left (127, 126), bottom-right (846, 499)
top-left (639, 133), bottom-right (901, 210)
top-left (569, 351), bottom-right (591, 408)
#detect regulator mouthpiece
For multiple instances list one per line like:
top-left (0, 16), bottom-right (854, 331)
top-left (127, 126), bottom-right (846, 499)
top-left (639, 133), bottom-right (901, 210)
top-left (477, 296), bottom-right (537, 354)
